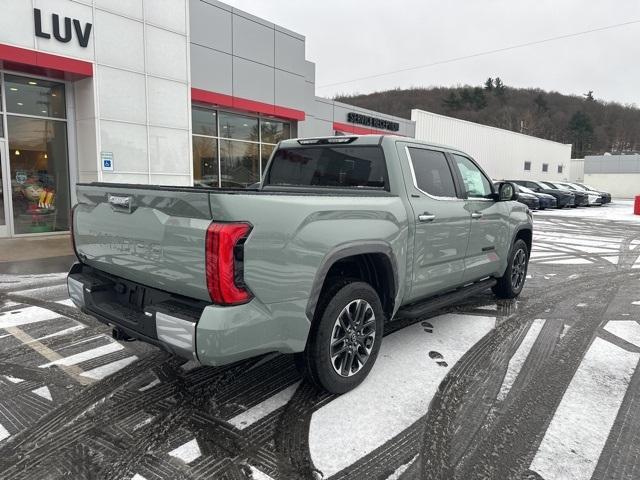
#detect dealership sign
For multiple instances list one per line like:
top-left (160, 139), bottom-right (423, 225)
top-left (34, 8), bottom-right (92, 48)
top-left (347, 112), bottom-right (400, 132)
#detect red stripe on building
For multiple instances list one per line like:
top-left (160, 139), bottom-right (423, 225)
top-left (0, 43), bottom-right (93, 80)
top-left (191, 87), bottom-right (305, 121)
top-left (332, 121), bottom-right (401, 136)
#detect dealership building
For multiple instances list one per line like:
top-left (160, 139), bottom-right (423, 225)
top-left (0, 0), bottom-right (414, 238)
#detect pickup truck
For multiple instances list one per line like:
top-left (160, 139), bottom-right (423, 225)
top-left (68, 135), bottom-right (532, 393)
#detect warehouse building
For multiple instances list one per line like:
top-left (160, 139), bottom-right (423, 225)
top-left (580, 154), bottom-right (640, 198)
top-left (0, 0), bottom-right (414, 238)
top-left (411, 109), bottom-right (572, 182)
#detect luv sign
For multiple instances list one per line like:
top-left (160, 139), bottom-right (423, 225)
top-left (34, 8), bottom-right (92, 48)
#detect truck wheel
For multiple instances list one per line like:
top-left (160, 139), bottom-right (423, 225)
top-left (298, 281), bottom-right (384, 394)
top-left (493, 239), bottom-right (529, 299)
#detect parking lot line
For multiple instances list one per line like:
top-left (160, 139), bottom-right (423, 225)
top-left (228, 381), bottom-right (301, 430)
top-left (5, 326), bottom-right (93, 386)
top-left (39, 342), bottom-right (123, 368)
top-left (497, 319), bottom-right (546, 402)
top-left (529, 337), bottom-right (639, 480)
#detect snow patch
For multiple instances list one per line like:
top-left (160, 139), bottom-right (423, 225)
top-left (309, 313), bottom-right (494, 477)
top-left (168, 438), bottom-right (201, 464)
top-left (604, 321), bottom-right (640, 348)
top-left (31, 386), bottom-right (53, 401)
top-left (530, 337), bottom-right (639, 480)
top-left (81, 356), bottom-right (138, 380)
top-left (228, 381), bottom-right (300, 430)
top-left (497, 319), bottom-right (546, 402)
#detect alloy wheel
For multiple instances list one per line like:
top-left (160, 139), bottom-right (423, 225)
top-left (511, 248), bottom-right (527, 290)
top-left (330, 299), bottom-right (376, 377)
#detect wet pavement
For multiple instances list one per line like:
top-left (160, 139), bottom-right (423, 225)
top-left (0, 212), bottom-right (639, 480)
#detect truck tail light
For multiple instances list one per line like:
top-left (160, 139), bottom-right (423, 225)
top-left (205, 222), bottom-right (253, 305)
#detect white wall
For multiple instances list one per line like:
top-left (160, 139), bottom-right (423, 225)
top-left (583, 173), bottom-right (640, 199)
top-left (0, 0), bottom-right (192, 186)
top-left (411, 109), bottom-right (572, 181)
top-left (570, 158), bottom-right (584, 182)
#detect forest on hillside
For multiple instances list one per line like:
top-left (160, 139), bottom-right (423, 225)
top-left (335, 78), bottom-right (640, 158)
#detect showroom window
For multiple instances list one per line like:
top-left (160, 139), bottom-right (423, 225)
top-left (542, 163), bottom-right (549, 172)
top-left (524, 161), bottom-right (531, 171)
top-left (2, 73), bottom-right (70, 235)
top-left (192, 106), bottom-right (291, 188)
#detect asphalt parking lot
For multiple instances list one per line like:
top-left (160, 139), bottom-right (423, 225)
top-left (0, 203), bottom-right (639, 480)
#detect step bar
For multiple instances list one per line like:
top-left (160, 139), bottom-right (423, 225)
top-left (396, 278), bottom-right (497, 319)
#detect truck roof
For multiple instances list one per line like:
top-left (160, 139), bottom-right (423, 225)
top-left (278, 135), bottom-right (472, 158)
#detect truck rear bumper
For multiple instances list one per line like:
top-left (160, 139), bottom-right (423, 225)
top-left (67, 263), bottom-right (310, 367)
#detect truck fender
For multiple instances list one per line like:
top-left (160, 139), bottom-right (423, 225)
top-left (305, 241), bottom-right (399, 321)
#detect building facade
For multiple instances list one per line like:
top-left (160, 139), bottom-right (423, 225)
top-left (0, 0), bottom-right (414, 238)
top-left (411, 109), bottom-right (572, 182)
top-left (582, 154), bottom-right (640, 198)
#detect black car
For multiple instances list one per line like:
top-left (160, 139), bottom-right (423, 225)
top-left (574, 182), bottom-right (612, 204)
top-left (516, 184), bottom-right (557, 209)
top-left (508, 180), bottom-right (574, 208)
top-left (542, 181), bottom-right (589, 207)
top-left (516, 189), bottom-right (540, 210)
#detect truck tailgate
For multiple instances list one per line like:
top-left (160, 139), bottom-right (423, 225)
top-left (74, 184), bottom-right (213, 301)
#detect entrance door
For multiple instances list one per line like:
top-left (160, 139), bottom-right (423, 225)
top-left (0, 140), bottom-right (9, 237)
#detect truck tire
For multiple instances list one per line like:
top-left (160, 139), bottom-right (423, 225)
top-left (492, 239), bottom-right (529, 299)
top-left (298, 280), bottom-right (384, 394)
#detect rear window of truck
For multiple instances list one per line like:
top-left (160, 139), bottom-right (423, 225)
top-left (264, 146), bottom-right (389, 190)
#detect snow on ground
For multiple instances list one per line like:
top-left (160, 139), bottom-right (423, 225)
top-left (533, 200), bottom-right (640, 223)
top-left (530, 335), bottom-right (639, 480)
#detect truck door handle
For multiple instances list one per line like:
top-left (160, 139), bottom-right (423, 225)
top-left (418, 213), bottom-right (436, 223)
top-left (471, 212), bottom-right (483, 219)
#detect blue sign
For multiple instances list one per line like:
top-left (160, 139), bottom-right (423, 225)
top-left (101, 152), bottom-right (114, 171)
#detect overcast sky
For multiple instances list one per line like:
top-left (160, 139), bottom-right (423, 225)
top-left (225, 0), bottom-right (640, 105)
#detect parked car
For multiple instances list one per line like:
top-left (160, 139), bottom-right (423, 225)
top-left (541, 181), bottom-right (589, 207)
top-left (554, 181), bottom-right (602, 206)
top-left (508, 180), bottom-right (574, 208)
top-left (68, 135), bottom-right (533, 394)
top-left (517, 184), bottom-right (557, 210)
top-left (573, 182), bottom-right (612, 204)
top-left (508, 183), bottom-right (540, 210)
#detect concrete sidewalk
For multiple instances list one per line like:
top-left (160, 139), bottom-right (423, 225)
top-left (0, 235), bottom-right (75, 274)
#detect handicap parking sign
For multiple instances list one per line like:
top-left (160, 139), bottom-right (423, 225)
top-left (101, 152), bottom-right (114, 171)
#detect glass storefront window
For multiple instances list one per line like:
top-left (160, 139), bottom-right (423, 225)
top-left (191, 105), bottom-right (291, 188)
top-left (219, 112), bottom-right (259, 142)
top-left (192, 107), bottom-right (217, 137)
top-left (7, 116), bottom-right (70, 234)
top-left (220, 139), bottom-right (260, 188)
top-left (5, 75), bottom-right (66, 119)
top-left (261, 120), bottom-right (290, 144)
top-left (192, 136), bottom-right (218, 187)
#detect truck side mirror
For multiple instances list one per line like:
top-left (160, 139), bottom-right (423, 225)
top-left (498, 182), bottom-right (518, 201)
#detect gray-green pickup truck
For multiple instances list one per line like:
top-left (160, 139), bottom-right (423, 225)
top-left (68, 135), bottom-right (532, 393)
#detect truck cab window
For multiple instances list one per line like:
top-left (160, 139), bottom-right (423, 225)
top-left (265, 146), bottom-right (388, 190)
top-left (407, 147), bottom-right (457, 198)
top-left (452, 154), bottom-right (493, 198)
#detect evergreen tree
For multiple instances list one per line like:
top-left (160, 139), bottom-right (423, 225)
top-left (442, 91), bottom-right (462, 110)
top-left (584, 90), bottom-right (595, 101)
top-left (484, 77), bottom-right (494, 91)
top-left (494, 77), bottom-right (506, 96)
top-left (534, 94), bottom-right (548, 113)
top-left (569, 111), bottom-right (594, 157)
top-left (472, 87), bottom-right (487, 110)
